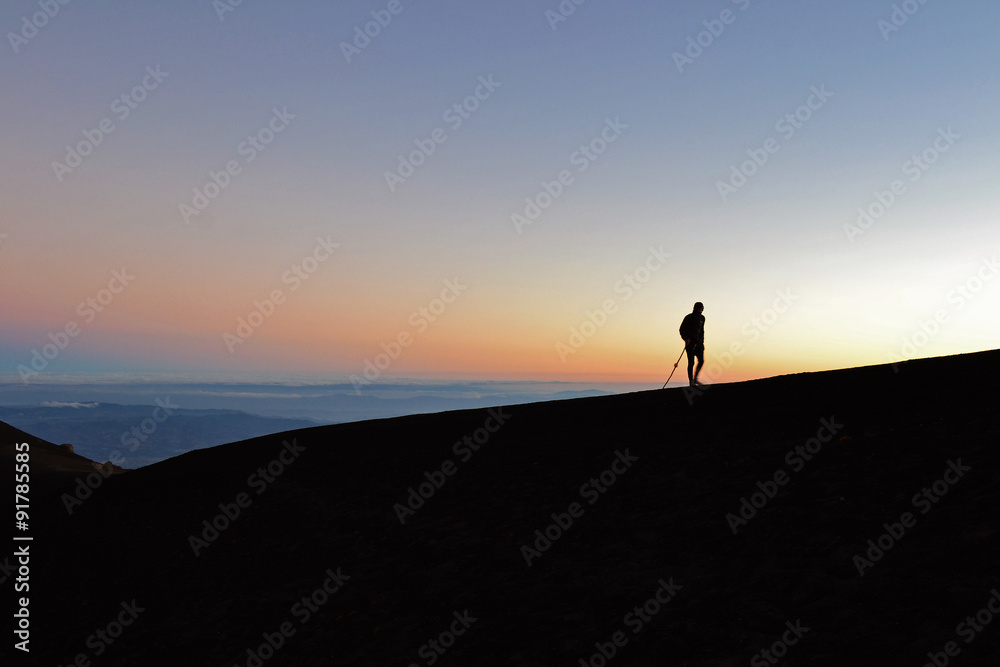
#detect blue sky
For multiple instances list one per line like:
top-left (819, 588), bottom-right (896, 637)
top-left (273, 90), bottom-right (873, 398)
top-left (1, 0), bottom-right (998, 384)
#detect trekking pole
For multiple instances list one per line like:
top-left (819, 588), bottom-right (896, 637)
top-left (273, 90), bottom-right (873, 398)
top-left (662, 346), bottom-right (686, 389)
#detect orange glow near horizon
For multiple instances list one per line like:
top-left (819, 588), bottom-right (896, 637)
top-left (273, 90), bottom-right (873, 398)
top-left (6, 236), bottom-right (994, 385)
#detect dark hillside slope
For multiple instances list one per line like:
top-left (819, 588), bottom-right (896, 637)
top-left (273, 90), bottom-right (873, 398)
top-left (15, 351), bottom-right (1000, 665)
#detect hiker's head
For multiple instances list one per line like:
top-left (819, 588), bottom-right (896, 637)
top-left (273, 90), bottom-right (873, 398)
top-left (693, 302), bottom-right (704, 313)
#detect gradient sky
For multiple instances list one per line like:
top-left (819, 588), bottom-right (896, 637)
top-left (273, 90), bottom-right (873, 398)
top-left (2, 0), bottom-right (998, 385)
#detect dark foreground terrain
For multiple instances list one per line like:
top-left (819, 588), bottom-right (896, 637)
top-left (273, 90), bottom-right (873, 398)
top-left (4, 351), bottom-right (1000, 666)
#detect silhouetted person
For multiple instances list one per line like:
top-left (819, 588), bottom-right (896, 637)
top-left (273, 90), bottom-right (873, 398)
top-left (679, 302), bottom-right (705, 386)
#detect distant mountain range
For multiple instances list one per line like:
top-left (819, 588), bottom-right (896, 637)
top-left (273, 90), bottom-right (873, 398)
top-left (0, 403), bottom-right (319, 467)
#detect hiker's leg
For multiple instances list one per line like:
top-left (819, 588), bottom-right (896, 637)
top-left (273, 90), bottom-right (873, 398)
top-left (686, 347), bottom-right (695, 381)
